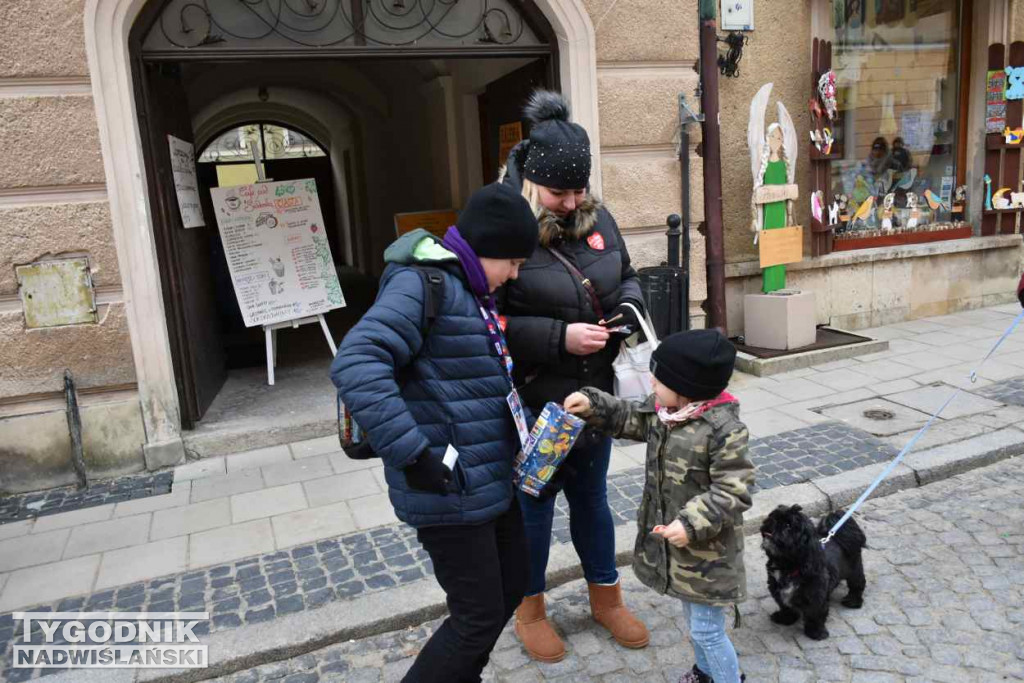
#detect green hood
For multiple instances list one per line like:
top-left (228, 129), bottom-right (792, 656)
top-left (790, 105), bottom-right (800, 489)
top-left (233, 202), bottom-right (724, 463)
top-left (384, 229), bottom-right (458, 266)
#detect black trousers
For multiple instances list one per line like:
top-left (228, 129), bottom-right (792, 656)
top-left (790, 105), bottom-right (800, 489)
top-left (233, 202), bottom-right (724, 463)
top-left (403, 498), bottom-right (529, 683)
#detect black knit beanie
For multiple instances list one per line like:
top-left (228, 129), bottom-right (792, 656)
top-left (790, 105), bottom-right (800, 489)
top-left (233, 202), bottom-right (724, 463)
top-left (522, 90), bottom-right (592, 190)
top-left (456, 183), bottom-right (539, 259)
top-left (650, 330), bottom-right (737, 401)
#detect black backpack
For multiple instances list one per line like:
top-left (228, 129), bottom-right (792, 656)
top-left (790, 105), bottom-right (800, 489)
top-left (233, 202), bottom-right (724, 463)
top-left (337, 266), bottom-right (447, 459)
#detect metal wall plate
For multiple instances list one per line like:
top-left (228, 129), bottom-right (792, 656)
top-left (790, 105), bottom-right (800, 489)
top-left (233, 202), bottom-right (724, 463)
top-left (16, 259), bottom-right (98, 328)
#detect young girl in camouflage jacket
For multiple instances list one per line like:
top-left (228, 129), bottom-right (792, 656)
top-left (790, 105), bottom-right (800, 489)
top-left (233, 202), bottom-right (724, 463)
top-left (565, 329), bottom-right (754, 683)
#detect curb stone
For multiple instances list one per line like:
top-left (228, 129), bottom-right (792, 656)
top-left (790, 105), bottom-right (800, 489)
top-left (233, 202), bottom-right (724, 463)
top-left (39, 429), bottom-right (1024, 683)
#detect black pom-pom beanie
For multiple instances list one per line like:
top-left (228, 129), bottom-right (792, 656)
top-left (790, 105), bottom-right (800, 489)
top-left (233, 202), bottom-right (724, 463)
top-left (522, 90), bottom-right (592, 190)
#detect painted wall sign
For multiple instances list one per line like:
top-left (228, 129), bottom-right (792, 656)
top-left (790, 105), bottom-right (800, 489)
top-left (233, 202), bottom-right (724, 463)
top-left (210, 179), bottom-right (345, 328)
top-left (394, 210), bottom-right (458, 239)
top-left (167, 135), bottom-right (205, 228)
top-left (987, 69), bottom-right (1007, 133)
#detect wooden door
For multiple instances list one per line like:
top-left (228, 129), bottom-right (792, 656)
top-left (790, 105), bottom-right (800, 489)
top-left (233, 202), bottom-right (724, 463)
top-left (478, 58), bottom-right (552, 183)
top-left (139, 62), bottom-right (227, 427)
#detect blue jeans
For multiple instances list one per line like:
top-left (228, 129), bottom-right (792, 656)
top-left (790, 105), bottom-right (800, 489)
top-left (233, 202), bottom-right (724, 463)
top-left (517, 436), bottom-right (619, 596)
top-left (682, 602), bottom-right (741, 683)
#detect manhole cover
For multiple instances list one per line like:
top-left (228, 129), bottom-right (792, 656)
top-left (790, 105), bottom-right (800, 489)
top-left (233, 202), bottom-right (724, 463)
top-left (863, 409), bottom-right (895, 421)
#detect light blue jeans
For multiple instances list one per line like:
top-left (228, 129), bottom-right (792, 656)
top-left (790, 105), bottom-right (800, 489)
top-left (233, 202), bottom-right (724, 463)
top-left (681, 601), bottom-right (741, 683)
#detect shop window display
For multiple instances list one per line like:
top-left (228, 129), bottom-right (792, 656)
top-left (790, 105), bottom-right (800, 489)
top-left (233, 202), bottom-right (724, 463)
top-left (829, 0), bottom-right (962, 242)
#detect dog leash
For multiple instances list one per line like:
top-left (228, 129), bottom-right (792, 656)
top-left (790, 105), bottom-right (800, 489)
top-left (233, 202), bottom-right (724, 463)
top-left (821, 308), bottom-right (1024, 547)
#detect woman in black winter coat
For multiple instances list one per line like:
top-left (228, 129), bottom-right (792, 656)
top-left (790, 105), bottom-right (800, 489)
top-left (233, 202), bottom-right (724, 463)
top-left (497, 90), bottom-right (650, 662)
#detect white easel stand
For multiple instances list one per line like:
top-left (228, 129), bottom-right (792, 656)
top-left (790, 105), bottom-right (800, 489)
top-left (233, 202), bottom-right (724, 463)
top-left (263, 314), bottom-right (338, 385)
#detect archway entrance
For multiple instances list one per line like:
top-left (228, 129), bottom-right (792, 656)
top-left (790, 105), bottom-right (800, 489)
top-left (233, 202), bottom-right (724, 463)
top-left (128, 0), bottom-right (559, 452)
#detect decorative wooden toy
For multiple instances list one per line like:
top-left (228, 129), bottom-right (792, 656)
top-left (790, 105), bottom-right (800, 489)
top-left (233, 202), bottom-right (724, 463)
top-left (993, 186), bottom-right (1012, 209)
top-left (850, 196), bottom-right (875, 227)
top-left (1005, 126), bottom-right (1024, 144)
top-left (952, 184), bottom-right (967, 222)
top-left (1006, 65), bottom-right (1024, 100)
top-left (748, 82), bottom-right (799, 293)
top-left (817, 69), bottom-right (838, 119)
top-left (906, 193), bottom-right (921, 229)
top-left (881, 193), bottom-right (896, 230)
top-left (923, 188), bottom-right (950, 212)
top-left (837, 194), bottom-right (850, 223)
top-left (984, 173), bottom-right (993, 211)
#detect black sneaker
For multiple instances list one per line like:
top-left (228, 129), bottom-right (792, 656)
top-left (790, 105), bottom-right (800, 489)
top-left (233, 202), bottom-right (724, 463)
top-left (678, 664), bottom-right (713, 683)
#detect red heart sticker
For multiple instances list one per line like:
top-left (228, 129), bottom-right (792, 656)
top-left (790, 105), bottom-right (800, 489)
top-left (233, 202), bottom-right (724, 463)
top-left (587, 232), bottom-right (605, 250)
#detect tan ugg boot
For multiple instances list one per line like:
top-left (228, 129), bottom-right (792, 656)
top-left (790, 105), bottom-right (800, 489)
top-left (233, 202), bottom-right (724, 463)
top-left (514, 593), bottom-right (566, 662)
top-left (588, 581), bottom-right (650, 648)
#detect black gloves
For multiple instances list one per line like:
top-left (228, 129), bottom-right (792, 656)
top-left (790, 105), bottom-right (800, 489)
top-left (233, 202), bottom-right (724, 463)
top-left (535, 458), bottom-right (578, 502)
top-left (603, 302), bottom-right (641, 334)
top-left (404, 451), bottom-right (452, 494)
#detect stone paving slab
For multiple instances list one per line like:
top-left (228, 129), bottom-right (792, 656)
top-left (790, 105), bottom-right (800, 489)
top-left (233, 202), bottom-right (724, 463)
top-left (204, 455), bottom-right (1024, 683)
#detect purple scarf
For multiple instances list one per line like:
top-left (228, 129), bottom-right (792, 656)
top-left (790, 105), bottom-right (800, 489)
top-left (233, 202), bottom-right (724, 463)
top-left (442, 226), bottom-right (490, 299)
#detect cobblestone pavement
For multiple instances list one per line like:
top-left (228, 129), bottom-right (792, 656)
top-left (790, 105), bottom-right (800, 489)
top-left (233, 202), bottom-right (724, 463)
top-left (978, 376), bottom-right (1024, 407)
top-left (0, 471), bottom-right (173, 524)
top-left (748, 422), bottom-right (897, 490)
top-left (0, 419), bottom-right (901, 681)
top-left (209, 455), bottom-right (1024, 683)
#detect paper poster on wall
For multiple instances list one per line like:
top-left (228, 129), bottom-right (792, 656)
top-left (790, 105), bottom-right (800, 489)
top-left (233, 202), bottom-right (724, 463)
top-left (899, 111), bottom-right (934, 151)
top-left (987, 70), bottom-right (1007, 133)
top-left (210, 178), bottom-right (345, 328)
top-left (168, 135), bottom-right (205, 228)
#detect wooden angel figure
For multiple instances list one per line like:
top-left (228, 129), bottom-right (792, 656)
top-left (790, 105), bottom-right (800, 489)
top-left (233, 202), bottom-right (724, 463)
top-left (906, 193), bottom-right (921, 230)
top-left (749, 82), bottom-right (799, 294)
top-left (881, 193), bottom-right (896, 230)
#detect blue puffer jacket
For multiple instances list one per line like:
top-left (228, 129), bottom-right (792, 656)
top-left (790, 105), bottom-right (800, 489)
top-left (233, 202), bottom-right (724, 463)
top-left (330, 230), bottom-right (520, 528)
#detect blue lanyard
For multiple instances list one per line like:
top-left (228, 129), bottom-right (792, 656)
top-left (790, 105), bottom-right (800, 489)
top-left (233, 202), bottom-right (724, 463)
top-left (475, 296), bottom-right (514, 384)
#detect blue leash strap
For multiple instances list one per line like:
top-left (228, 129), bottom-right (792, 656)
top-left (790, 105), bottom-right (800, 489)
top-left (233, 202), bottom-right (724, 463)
top-left (821, 308), bottom-right (1024, 546)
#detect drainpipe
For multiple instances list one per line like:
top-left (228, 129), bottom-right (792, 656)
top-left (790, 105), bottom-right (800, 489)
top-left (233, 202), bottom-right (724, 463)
top-left (698, 0), bottom-right (728, 333)
top-left (678, 94), bottom-right (703, 330)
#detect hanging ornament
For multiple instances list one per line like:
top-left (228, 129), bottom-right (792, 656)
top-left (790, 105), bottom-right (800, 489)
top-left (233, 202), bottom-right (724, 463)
top-left (817, 70), bottom-right (838, 120)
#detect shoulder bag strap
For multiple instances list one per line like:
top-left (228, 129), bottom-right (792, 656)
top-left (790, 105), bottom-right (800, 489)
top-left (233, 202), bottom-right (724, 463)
top-left (546, 247), bottom-right (605, 319)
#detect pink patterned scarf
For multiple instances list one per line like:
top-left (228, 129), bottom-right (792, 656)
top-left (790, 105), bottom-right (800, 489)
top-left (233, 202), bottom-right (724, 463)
top-left (657, 392), bottom-right (738, 427)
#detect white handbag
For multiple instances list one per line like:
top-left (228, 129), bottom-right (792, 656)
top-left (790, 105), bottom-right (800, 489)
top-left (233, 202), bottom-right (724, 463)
top-left (612, 302), bottom-right (659, 401)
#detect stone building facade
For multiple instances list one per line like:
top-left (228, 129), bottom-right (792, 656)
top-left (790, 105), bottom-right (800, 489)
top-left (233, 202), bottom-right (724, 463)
top-left (0, 0), bottom-right (705, 492)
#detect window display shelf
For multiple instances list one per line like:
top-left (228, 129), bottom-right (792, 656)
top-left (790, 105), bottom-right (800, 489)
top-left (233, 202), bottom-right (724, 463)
top-left (832, 225), bottom-right (972, 251)
top-left (982, 207), bottom-right (1024, 215)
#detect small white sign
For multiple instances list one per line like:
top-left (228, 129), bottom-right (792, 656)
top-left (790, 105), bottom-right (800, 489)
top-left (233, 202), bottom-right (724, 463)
top-left (721, 0), bottom-right (753, 30)
top-left (167, 135), bottom-right (205, 229)
top-left (210, 178), bottom-right (346, 328)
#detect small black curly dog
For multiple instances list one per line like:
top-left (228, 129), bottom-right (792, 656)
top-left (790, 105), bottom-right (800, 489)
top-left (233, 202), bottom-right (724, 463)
top-left (759, 505), bottom-right (867, 640)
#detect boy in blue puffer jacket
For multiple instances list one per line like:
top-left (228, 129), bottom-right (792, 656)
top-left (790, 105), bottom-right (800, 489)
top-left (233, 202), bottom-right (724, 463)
top-left (331, 183), bottom-right (539, 683)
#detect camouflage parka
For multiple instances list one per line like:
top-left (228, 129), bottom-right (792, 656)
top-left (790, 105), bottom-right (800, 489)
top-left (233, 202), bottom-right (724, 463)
top-left (579, 388), bottom-right (755, 606)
